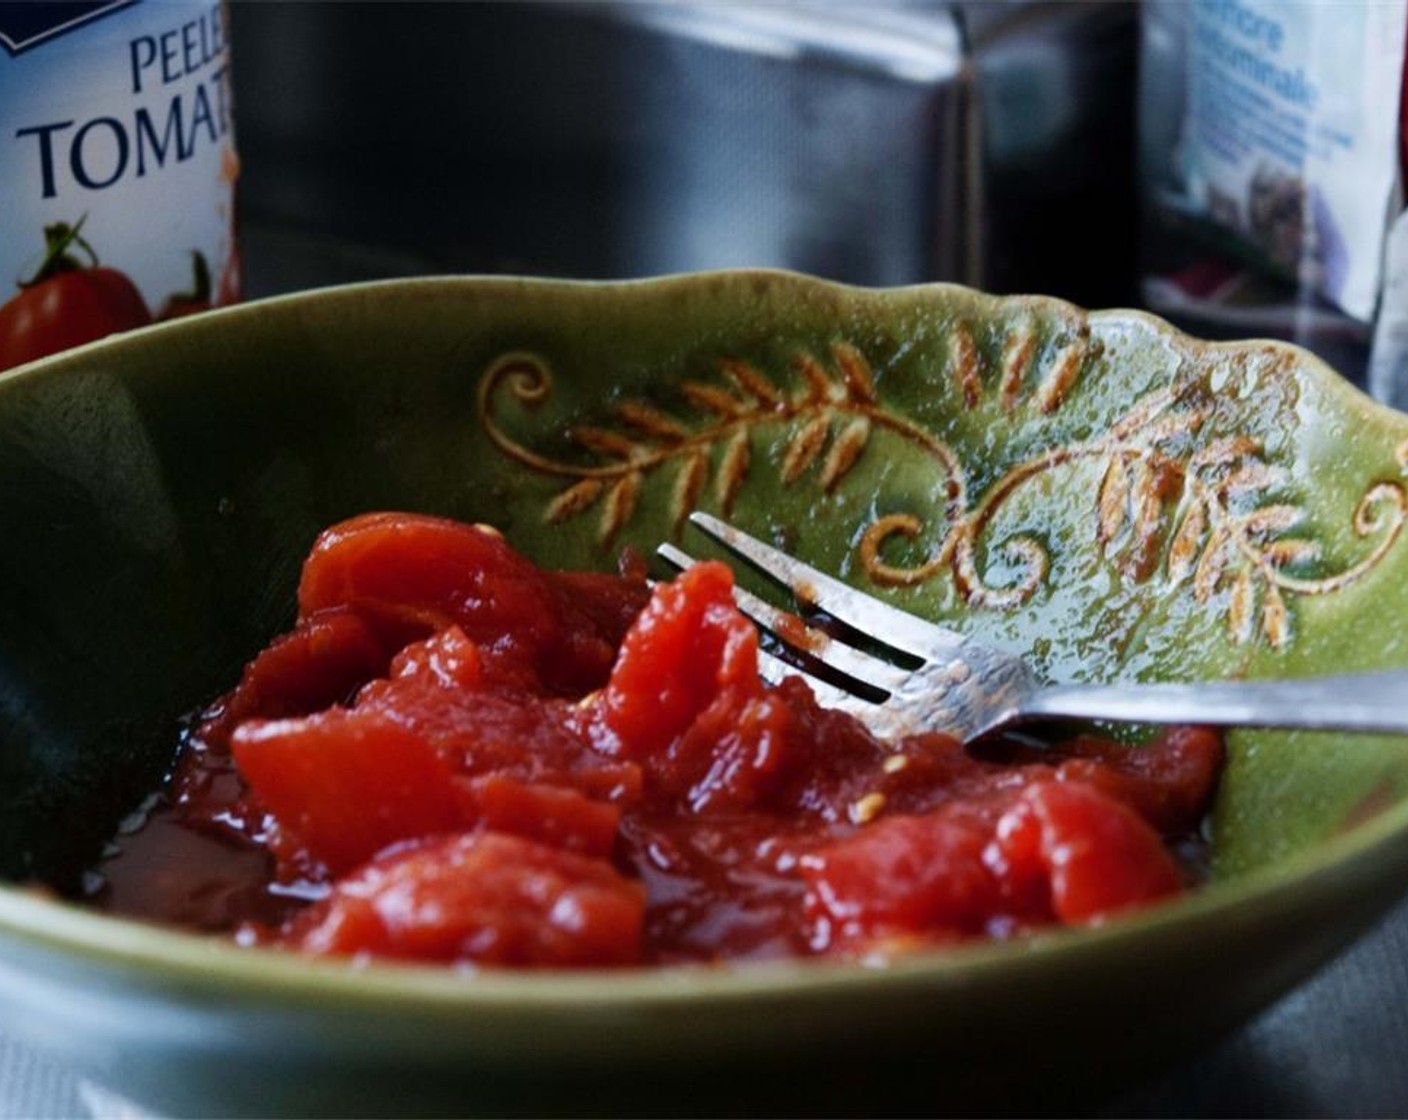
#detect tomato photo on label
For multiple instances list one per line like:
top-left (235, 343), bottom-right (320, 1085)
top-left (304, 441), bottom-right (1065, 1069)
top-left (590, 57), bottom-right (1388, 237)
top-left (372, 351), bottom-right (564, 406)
top-left (0, 218), bottom-right (152, 372)
top-left (216, 241), bottom-right (243, 308)
top-left (158, 251), bottom-right (213, 321)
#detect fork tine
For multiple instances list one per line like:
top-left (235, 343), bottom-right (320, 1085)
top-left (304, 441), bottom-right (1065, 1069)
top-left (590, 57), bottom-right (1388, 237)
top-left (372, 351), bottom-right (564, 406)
top-left (755, 646), bottom-right (875, 712)
top-left (657, 542), bottom-right (911, 694)
top-left (686, 511), bottom-right (970, 662)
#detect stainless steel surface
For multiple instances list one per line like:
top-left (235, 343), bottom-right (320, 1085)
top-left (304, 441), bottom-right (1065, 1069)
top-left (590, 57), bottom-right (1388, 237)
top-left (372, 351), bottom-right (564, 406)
top-left (232, 0), bottom-right (968, 285)
top-left (1025, 673), bottom-right (1408, 734)
top-left (229, 0), bottom-right (1140, 305)
top-left (664, 512), bottom-right (1408, 743)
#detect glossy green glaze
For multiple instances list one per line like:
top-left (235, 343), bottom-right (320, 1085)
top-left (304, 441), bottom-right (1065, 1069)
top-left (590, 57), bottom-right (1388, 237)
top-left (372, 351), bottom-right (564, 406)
top-left (0, 273), bottom-right (1406, 1115)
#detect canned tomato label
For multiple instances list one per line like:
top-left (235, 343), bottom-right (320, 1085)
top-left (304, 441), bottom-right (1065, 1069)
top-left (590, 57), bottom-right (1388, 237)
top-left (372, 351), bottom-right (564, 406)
top-left (0, 1), bottom-right (239, 371)
top-left (1180, 0), bottom-right (1408, 323)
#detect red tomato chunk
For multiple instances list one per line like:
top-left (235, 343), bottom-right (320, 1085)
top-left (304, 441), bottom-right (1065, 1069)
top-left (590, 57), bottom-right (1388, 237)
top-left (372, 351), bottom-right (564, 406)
top-left (285, 833), bottom-right (645, 968)
top-left (96, 512), bottom-right (1225, 969)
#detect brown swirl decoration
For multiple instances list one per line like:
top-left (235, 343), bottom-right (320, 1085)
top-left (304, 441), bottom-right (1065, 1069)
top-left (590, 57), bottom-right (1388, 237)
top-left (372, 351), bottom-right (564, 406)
top-left (478, 334), bottom-right (1408, 651)
top-left (478, 344), bottom-right (968, 543)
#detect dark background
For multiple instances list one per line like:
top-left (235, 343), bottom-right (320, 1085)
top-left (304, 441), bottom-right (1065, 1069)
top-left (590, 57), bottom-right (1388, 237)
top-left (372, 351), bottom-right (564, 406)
top-left (228, 2), bottom-right (1140, 307)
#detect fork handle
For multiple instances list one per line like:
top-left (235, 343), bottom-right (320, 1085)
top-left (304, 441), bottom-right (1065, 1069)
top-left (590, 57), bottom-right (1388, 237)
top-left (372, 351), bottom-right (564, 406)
top-left (1022, 670), bottom-right (1408, 735)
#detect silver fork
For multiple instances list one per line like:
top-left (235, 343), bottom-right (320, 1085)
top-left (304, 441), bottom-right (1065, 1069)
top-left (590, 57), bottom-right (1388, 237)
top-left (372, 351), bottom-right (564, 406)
top-left (657, 512), bottom-right (1408, 743)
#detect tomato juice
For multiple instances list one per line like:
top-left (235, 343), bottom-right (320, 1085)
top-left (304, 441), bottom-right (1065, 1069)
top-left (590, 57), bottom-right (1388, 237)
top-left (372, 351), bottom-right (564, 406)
top-left (92, 512), bottom-right (1224, 968)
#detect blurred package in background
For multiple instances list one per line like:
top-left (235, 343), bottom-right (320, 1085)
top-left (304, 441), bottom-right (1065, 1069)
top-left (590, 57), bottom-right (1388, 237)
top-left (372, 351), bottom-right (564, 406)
top-left (231, 1), bottom-right (1138, 309)
top-left (1139, 0), bottom-right (1408, 403)
top-left (0, 1), bottom-right (240, 372)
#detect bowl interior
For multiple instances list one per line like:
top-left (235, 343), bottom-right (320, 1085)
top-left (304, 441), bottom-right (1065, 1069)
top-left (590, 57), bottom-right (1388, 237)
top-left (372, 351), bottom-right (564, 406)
top-left (4, 272), bottom-right (1407, 889)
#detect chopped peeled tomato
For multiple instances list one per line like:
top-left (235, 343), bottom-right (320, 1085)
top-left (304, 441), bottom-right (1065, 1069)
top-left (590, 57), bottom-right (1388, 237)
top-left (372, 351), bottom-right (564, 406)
top-left (284, 832), bottom-right (645, 967)
top-left (295, 511), bottom-right (647, 695)
top-left (231, 710), bottom-right (464, 876)
top-left (804, 813), bottom-right (1003, 946)
top-left (462, 774), bottom-right (621, 858)
top-left (992, 781), bottom-right (1184, 925)
top-left (387, 624), bottom-right (484, 690)
top-left (805, 779), bottom-right (1184, 948)
top-left (119, 512), bottom-right (1222, 968)
top-left (594, 561), bottom-right (760, 756)
top-left (200, 608), bottom-right (391, 746)
top-left (1053, 725), bottom-right (1225, 836)
top-left (590, 561), bottom-right (798, 811)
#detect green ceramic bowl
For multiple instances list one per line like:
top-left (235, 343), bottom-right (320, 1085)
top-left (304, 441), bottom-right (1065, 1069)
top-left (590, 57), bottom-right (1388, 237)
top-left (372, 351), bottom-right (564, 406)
top-left (2, 272), bottom-right (1407, 1116)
